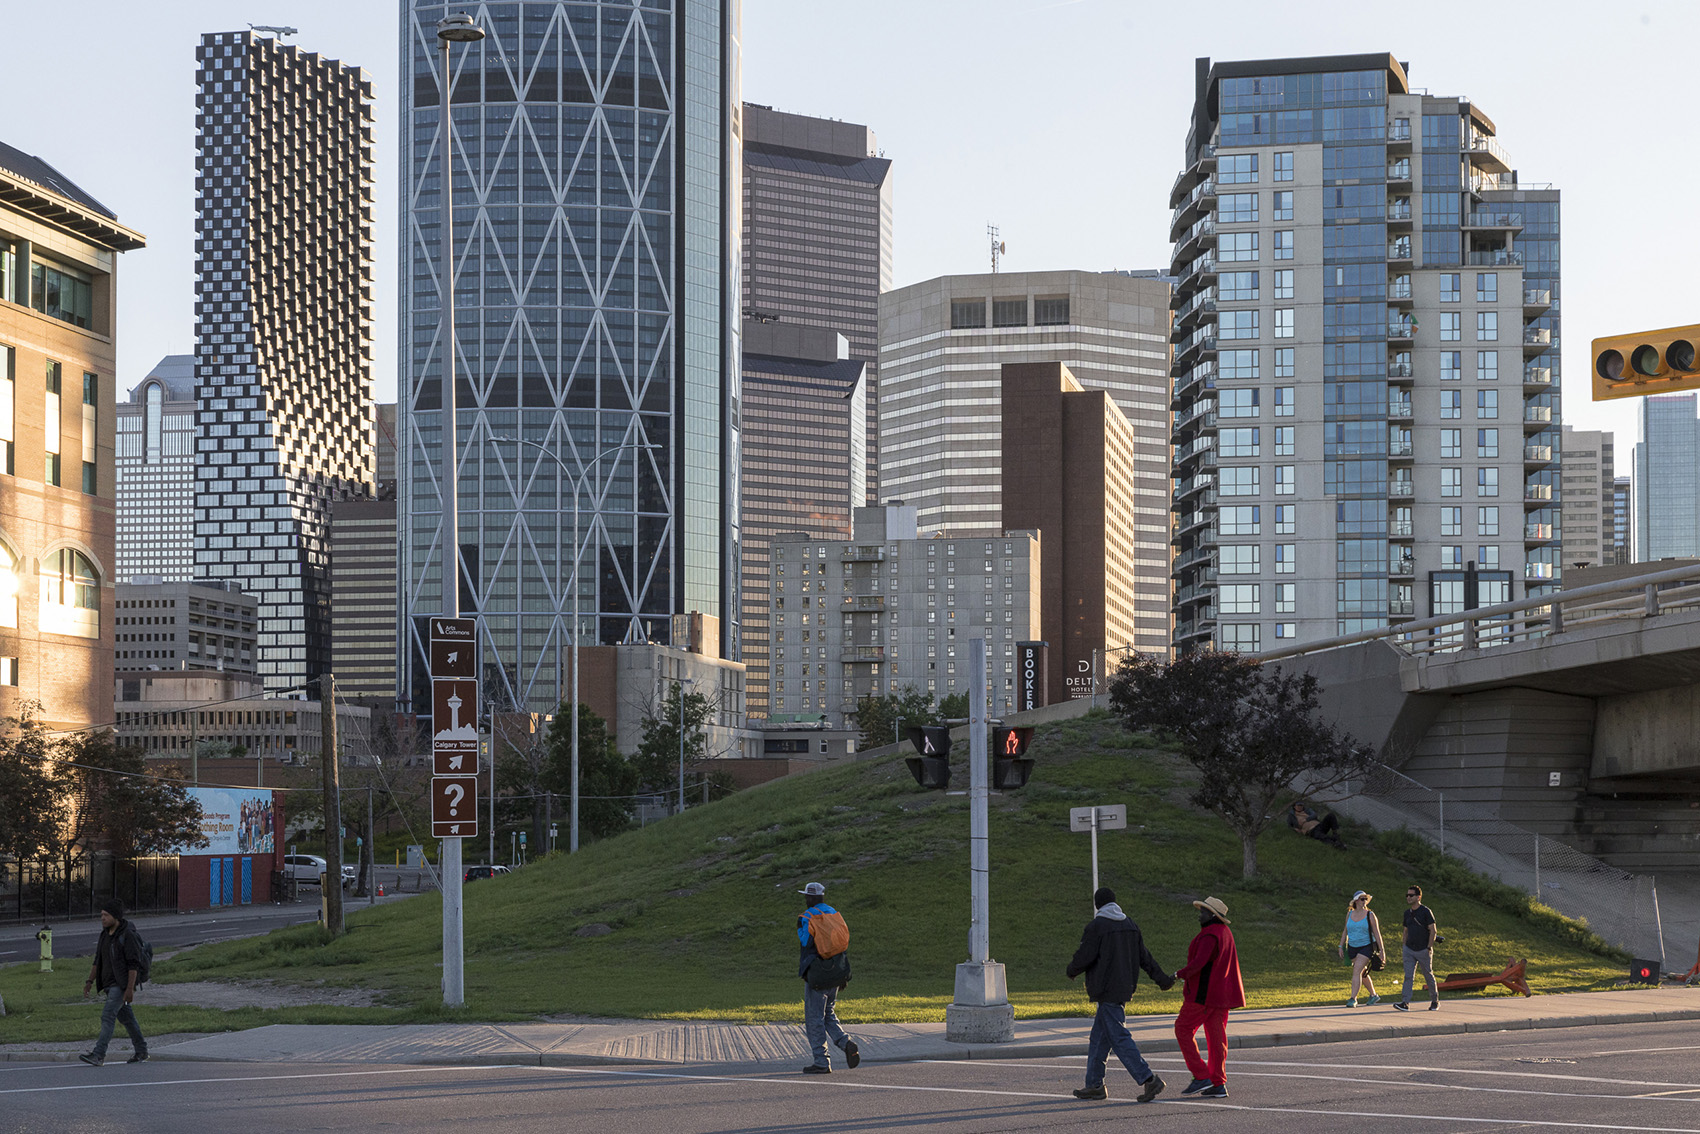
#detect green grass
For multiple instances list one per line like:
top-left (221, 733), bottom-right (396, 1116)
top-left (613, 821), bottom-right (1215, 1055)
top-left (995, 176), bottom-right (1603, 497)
top-left (0, 710), bottom-right (1626, 1042)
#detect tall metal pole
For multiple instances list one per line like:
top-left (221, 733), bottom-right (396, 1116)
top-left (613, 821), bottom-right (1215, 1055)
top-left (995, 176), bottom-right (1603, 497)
top-left (319, 674), bottom-right (343, 936)
top-left (968, 641), bottom-right (989, 964)
top-left (677, 679), bottom-right (693, 815)
top-left (367, 783), bottom-right (375, 908)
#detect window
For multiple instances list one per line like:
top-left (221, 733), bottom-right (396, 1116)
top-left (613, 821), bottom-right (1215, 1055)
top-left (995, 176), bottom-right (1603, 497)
top-left (1274, 387), bottom-right (1295, 416)
top-left (1220, 545), bottom-right (1260, 574)
top-left (1274, 230), bottom-right (1294, 260)
top-left (1221, 349), bottom-right (1259, 380)
top-left (1477, 390), bottom-right (1499, 419)
top-left (1440, 351), bottom-right (1461, 381)
top-left (1220, 232), bottom-right (1259, 262)
top-left (1440, 545), bottom-right (1464, 569)
top-left (1273, 151), bottom-right (1293, 181)
top-left (1274, 308), bottom-right (1294, 338)
top-left (0, 542), bottom-right (17, 627)
top-left (1274, 623), bottom-right (1297, 640)
top-left (1220, 310), bottom-right (1260, 340)
top-left (1440, 429), bottom-right (1461, 458)
top-left (0, 343), bottom-right (12, 476)
top-left (1440, 312), bottom-right (1461, 341)
top-left (1033, 297), bottom-right (1069, 325)
top-left (1476, 312), bottom-right (1498, 341)
top-left (1275, 465), bottom-right (1295, 495)
top-left (1476, 272), bottom-right (1498, 302)
top-left (1220, 389), bottom-right (1260, 417)
top-left (1219, 427), bottom-right (1260, 457)
top-left (1220, 271), bottom-right (1259, 301)
top-left (39, 548), bottom-right (99, 638)
top-left (1220, 154), bottom-right (1258, 183)
top-left (1477, 506), bottom-right (1501, 537)
top-left (1274, 349), bottom-right (1295, 379)
top-left (1275, 583), bottom-right (1295, 613)
top-left (992, 298), bottom-right (1027, 327)
top-left (1274, 269), bottom-right (1294, 300)
top-left (1477, 350), bottom-right (1498, 381)
top-left (1477, 428), bottom-right (1499, 458)
top-left (29, 257), bottom-right (93, 328)
top-left (950, 299), bottom-right (985, 329)
top-left (1274, 426), bottom-right (1294, 456)
top-left (1220, 192), bottom-right (1258, 223)
top-left (1441, 390), bottom-right (1461, 419)
top-left (1275, 505), bottom-right (1296, 534)
top-left (1221, 624), bottom-right (1261, 652)
top-left (1219, 466), bottom-right (1260, 496)
top-left (1441, 467), bottom-right (1462, 497)
top-left (1478, 545), bottom-right (1500, 569)
top-left (1477, 467), bottom-right (1499, 497)
top-left (1440, 506), bottom-right (1462, 536)
top-left (1440, 274), bottom-right (1461, 302)
top-left (45, 453), bottom-right (61, 487)
top-left (1273, 191), bottom-right (1294, 221)
top-left (1275, 544), bottom-right (1296, 573)
top-left (1220, 584), bottom-right (1260, 614)
top-left (1220, 505), bottom-right (1260, 535)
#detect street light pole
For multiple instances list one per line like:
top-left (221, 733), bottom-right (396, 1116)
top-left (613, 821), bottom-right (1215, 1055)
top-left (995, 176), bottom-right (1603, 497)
top-left (491, 436), bottom-right (655, 854)
top-left (436, 10), bottom-right (484, 1012)
top-left (677, 678), bottom-right (695, 815)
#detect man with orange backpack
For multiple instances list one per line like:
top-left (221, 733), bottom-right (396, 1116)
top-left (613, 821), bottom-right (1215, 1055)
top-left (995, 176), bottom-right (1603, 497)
top-left (797, 881), bottom-right (859, 1074)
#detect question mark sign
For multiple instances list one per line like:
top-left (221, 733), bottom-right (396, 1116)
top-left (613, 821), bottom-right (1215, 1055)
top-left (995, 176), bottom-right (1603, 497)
top-left (445, 783), bottom-right (465, 816)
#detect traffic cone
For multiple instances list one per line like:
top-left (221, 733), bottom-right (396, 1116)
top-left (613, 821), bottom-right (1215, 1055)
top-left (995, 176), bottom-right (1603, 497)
top-left (378, 883), bottom-right (385, 897)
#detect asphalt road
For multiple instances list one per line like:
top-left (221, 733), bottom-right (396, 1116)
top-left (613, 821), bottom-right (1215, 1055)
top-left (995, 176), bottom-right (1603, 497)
top-left (7, 1019), bottom-right (1700, 1133)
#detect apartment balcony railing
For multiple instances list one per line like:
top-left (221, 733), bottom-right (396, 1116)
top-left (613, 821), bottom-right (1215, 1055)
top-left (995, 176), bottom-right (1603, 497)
top-left (1389, 397), bottom-right (1414, 418)
top-left (1388, 161), bottom-right (1412, 182)
top-left (1525, 562), bottom-right (1558, 581)
top-left (1386, 203), bottom-right (1414, 222)
top-left (1524, 405), bottom-right (1553, 424)
top-left (1388, 241), bottom-right (1414, 261)
top-left (1389, 480), bottom-right (1415, 498)
top-left (1388, 281), bottom-right (1413, 301)
top-left (1389, 440), bottom-right (1414, 458)
top-left (1523, 366), bottom-right (1552, 387)
top-left (1390, 520), bottom-right (1414, 537)
top-left (1524, 327), bottom-right (1553, 347)
top-left (1524, 484), bottom-right (1555, 502)
top-left (842, 646), bottom-right (887, 663)
top-left (1464, 211), bottom-right (1523, 230)
top-left (841, 546), bottom-right (884, 562)
top-left (1524, 523), bottom-right (1554, 541)
top-left (1387, 322), bottom-right (1415, 340)
top-left (1387, 123), bottom-right (1413, 143)
top-left (1465, 133), bottom-right (1512, 172)
top-left (1524, 444), bottom-right (1554, 463)
top-left (1390, 558), bottom-right (1416, 578)
top-left (1174, 399), bottom-right (1217, 432)
top-left (1523, 287), bottom-right (1553, 310)
top-left (1467, 249), bottom-right (1523, 267)
top-left (1389, 598), bottom-right (1415, 617)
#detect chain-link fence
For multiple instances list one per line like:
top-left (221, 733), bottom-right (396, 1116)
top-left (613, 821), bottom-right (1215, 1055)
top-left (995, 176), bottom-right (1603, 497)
top-left (1329, 765), bottom-right (1665, 961)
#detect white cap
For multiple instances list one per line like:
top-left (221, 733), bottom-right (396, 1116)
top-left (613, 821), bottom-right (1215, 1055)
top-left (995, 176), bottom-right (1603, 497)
top-left (798, 882), bottom-right (826, 897)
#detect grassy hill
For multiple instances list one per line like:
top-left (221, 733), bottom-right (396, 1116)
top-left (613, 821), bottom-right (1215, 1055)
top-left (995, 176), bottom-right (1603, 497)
top-left (0, 710), bottom-right (1625, 1038)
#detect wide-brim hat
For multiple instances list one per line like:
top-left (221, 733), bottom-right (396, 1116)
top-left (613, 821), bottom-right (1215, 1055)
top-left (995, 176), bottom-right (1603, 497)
top-left (1192, 895), bottom-right (1230, 923)
top-left (1352, 890), bottom-right (1371, 902)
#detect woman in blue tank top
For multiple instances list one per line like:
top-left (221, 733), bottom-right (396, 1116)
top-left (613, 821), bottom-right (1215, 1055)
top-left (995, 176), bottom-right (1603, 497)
top-left (1336, 890), bottom-right (1385, 1007)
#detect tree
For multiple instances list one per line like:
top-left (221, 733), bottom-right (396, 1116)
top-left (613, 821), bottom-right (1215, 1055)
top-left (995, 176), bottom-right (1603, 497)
top-left (540, 704), bottom-right (637, 842)
top-left (937, 690), bottom-right (970, 720)
top-left (632, 683), bottom-right (714, 806)
top-left (1107, 651), bottom-right (1376, 879)
top-left (851, 686), bottom-right (941, 750)
top-left (0, 704), bottom-right (56, 869)
top-left (65, 734), bottom-right (203, 858)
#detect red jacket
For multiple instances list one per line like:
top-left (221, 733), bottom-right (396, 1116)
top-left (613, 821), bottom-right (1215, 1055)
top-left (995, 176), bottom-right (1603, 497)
top-left (1176, 922), bottom-right (1245, 1009)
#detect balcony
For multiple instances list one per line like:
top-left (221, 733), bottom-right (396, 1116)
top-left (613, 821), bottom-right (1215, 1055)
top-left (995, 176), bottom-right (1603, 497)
top-left (1390, 558), bottom-right (1416, 578)
top-left (1390, 598), bottom-right (1415, 617)
top-left (1389, 519), bottom-right (1414, 537)
top-left (1524, 405), bottom-right (1553, 425)
top-left (1174, 284), bottom-right (1218, 327)
top-left (1386, 202), bottom-right (1414, 226)
top-left (1169, 175), bottom-right (1218, 228)
top-left (1387, 362), bottom-right (1414, 380)
top-left (1174, 434), bottom-right (1217, 465)
top-left (841, 645), bottom-right (886, 663)
top-left (1177, 253), bottom-right (1218, 291)
top-left (1387, 121), bottom-right (1413, 146)
top-left (1465, 133), bottom-right (1513, 173)
top-left (1523, 444), bottom-right (1554, 464)
top-left (1387, 161), bottom-right (1412, 185)
top-left (1175, 543), bottom-right (1218, 573)
top-left (1389, 439), bottom-right (1414, 458)
top-left (1467, 249), bottom-right (1524, 267)
top-left (1175, 326), bottom-right (1219, 364)
top-left (1389, 396), bottom-right (1414, 419)
top-left (1463, 211), bottom-right (1523, 231)
top-left (1174, 581), bottom-right (1215, 608)
top-left (1387, 321), bottom-right (1415, 341)
top-left (1173, 398), bottom-right (1217, 432)
top-left (1525, 562), bottom-right (1558, 581)
top-left (1168, 161), bottom-right (1217, 210)
top-left (1175, 217), bottom-right (1218, 262)
top-left (845, 595), bottom-right (885, 611)
top-left (1389, 479), bottom-right (1415, 498)
top-left (1388, 280), bottom-right (1414, 303)
top-left (1176, 472), bottom-right (1217, 502)
top-left (1172, 359), bottom-right (1218, 405)
top-left (1524, 522), bottom-right (1554, 541)
top-left (1523, 366), bottom-right (1552, 389)
top-left (1523, 287), bottom-right (1553, 313)
top-left (1469, 171), bottom-right (1507, 195)
top-left (841, 546), bottom-right (884, 562)
top-left (1524, 484), bottom-right (1554, 503)
top-left (1388, 241), bottom-right (1414, 262)
top-left (1523, 327), bottom-right (1552, 349)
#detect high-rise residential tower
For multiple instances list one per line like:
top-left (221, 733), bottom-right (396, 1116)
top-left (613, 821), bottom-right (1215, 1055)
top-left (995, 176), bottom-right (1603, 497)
top-left (741, 104), bottom-right (890, 493)
top-left (1168, 55), bottom-right (1561, 653)
top-left (116, 355), bottom-right (197, 583)
top-left (1559, 426), bottom-right (1613, 570)
top-left (192, 31), bottom-right (375, 692)
top-left (398, 2), bottom-right (742, 714)
top-left (0, 141), bottom-right (145, 730)
top-left (1633, 393), bottom-right (1700, 561)
top-left (878, 270), bottom-right (1173, 658)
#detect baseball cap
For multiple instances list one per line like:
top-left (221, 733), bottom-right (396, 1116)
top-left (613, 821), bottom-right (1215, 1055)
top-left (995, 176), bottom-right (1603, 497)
top-left (798, 882), bottom-right (826, 897)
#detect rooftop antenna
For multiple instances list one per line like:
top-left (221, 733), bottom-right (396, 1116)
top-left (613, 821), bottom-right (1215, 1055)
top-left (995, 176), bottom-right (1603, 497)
top-left (988, 224), bottom-right (1006, 274)
top-left (248, 24), bottom-right (299, 37)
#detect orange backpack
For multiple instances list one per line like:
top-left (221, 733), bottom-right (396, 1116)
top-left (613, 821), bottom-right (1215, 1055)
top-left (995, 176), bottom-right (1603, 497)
top-left (808, 909), bottom-right (850, 958)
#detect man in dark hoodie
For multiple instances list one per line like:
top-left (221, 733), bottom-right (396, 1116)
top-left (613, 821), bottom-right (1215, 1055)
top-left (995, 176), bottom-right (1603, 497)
top-left (80, 898), bottom-right (147, 1066)
top-left (1066, 886), bottom-right (1174, 1103)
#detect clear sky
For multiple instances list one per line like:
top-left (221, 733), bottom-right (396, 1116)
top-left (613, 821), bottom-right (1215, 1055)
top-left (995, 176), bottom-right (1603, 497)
top-left (4, 0), bottom-right (1694, 455)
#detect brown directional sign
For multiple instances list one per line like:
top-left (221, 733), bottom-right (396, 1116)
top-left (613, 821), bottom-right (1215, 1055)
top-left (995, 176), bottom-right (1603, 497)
top-left (429, 617), bottom-right (478, 678)
top-left (432, 678), bottom-right (480, 776)
top-left (431, 776), bottom-right (480, 838)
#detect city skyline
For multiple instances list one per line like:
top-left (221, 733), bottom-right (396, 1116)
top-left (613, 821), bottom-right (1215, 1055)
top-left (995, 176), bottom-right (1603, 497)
top-left (2, 1), bottom-right (1690, 456)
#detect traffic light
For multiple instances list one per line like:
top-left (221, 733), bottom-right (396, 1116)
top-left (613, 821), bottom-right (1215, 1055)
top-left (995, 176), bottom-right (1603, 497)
top-left (904, 725), bottom-right (952, 789)
top-left (1593, 325), bottom-right (1700, 401)
top-left (991, 726), bottom-right (1035, 790)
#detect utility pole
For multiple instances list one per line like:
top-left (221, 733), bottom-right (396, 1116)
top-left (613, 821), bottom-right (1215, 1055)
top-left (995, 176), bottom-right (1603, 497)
top-left (320, 674), bottom-right (343, 936)
top-left (367, 783), bottom-right (375, 908)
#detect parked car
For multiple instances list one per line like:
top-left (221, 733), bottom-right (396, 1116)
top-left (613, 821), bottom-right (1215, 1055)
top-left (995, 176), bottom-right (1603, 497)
top-left (283, 854), bottom-right (357, 889)
top-left (463, 864), bottom-right (511, 883)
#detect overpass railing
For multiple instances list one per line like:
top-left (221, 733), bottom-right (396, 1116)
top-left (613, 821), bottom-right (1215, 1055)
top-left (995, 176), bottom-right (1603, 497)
top-left (1258, 563), bottom-right (1700, 662)
top-left (1337, 765), bottom-right (1665, 960)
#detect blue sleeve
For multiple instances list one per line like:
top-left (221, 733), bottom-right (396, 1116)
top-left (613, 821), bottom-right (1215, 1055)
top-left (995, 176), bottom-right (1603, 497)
top-left (797, 914), bottom-right (811, 948)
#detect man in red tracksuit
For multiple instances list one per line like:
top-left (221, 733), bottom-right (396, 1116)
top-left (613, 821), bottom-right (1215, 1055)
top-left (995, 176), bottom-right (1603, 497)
top-left (1172, 895), bottom-right (1244, 1099)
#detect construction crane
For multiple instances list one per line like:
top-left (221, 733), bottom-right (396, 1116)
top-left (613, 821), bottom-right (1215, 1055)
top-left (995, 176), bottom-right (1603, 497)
top-left (248, 24), bottom-right (298, 37)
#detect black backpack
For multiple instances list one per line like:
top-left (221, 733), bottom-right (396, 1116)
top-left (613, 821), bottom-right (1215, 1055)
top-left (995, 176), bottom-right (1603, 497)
top-left (807, 950), bottom-right (850, 991)
top-left (123, 924), bottom-right (154, 987)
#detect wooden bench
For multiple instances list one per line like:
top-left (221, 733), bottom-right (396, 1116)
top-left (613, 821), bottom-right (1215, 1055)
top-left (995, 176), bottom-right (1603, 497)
top-left (1437, 957), bottom-right (1531, 997)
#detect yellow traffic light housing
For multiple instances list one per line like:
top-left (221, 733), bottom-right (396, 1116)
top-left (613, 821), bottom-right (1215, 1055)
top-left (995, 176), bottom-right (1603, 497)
top-left (1593, 325), bottom-right (1700, 401)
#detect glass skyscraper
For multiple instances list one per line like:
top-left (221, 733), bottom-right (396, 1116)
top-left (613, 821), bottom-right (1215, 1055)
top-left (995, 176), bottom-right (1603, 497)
top-left (398, 1), bottom-right (742, 714)
top-left (1634, 394), bottom-right (1700, 562)
top-left (1169, 54), bottom-right (1561, 653)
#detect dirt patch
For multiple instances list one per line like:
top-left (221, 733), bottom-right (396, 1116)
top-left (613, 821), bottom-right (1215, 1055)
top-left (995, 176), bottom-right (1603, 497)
top-left (145, 980), bottom-right (379, 1010)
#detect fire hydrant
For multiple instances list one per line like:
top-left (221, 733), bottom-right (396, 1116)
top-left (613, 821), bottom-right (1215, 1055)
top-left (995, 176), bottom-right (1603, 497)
top-left (36, 926), bottom-right (52, 972)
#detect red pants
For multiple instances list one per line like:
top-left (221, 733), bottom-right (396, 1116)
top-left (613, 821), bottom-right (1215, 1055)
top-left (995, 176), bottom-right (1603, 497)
top-left (1174, 1001), bottom-right (1230, 1085)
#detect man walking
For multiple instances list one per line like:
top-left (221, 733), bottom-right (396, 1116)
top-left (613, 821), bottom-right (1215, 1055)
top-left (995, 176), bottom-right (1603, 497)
top-left (1066, 886), bottom-right (1173, 1103)
top-left (80, 899), bottom-right (147, 1066)
top-left (796, 882), bottom-right (859, 1074)
top-left (1393, 884), bottom-right (1439, 1011)
top-left (1173, 896), bottom-right (1244, 1099)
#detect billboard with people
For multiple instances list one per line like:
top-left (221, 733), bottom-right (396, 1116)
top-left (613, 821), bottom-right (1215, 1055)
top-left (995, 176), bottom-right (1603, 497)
top-left (168, 788), bottom-right (276, 856)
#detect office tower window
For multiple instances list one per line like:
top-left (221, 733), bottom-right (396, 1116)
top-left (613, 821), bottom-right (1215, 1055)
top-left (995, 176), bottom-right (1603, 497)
top-left (1441, 390), bottom-right (1461, 419)
top-left (1477, 428), bottom-right (1499, 458)
top-left (1220, 193), bottom-right (1258, 223)
top-left (1477, 350), bottom-right (1498, 381)
top-left (1477, 312), bottom-right (1498, 341)
top-left (951, 299), bottom-right (986, 328)
top-left (1274, 230), bottom-right (1294, 260)
top-left (1033, 297), bottom-right (1069, 325)
top-left (1274, 269), bottom-right (1294, 299)
top-left (1220, 154), bottom-right (1258, 183)
top-left (1440, 429), bottom-right (1461, 458)
top-left (1476, 273), bottom-right (1498, 302)
top-left (1220, 232), bottom-right (1259, 262)
top-left (1440, 506), bottom-right (1462, 536)
top-left (1274, 309), bottom-right (1294, 338)
top-left (1477, 468), bottom-right (1499, 497)
top-left (28, 256), bottom-right (93, 328)
top-left (1273, 151), bottom-right (1293, 181)
top-left (1273, 191), bottom-right (1294, 221)
top-left (1478, 507), bottom-right (1499, 537)
top-left (1440, 351), bottom-right (1461, 381)
top-left (1477, 390), bottom-right (1499, 419)
top-left (1220, 310), bottom-right (1259, 339)
top-left (992, 298), bottom-right (1028, 327)
top-left (1440, 312), bottom-right (1461, 341)
top-left (1440, 274), bottom-right (1461, 302)
top-left (1221, 349), bottom-right (1259, 380)
top-left (1221, 271), bottom-right (1259, 301)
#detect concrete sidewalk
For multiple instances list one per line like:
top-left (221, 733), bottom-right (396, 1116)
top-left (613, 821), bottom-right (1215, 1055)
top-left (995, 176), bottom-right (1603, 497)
top-left (6, 985), bottom-right (1699, 1067)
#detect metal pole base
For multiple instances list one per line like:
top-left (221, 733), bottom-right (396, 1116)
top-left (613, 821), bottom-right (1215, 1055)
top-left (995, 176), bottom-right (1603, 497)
top-left (946, 961), bottom-right (1014, 1043)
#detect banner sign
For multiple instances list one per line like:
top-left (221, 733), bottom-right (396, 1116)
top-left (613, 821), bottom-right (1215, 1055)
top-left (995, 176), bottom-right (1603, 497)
top-left (168, 787), bottom-right (276, 856)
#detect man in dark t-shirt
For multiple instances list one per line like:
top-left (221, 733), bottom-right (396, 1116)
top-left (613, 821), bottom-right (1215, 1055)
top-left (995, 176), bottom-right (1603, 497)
top-left (1392, 884), bottom-right (1438, 1011)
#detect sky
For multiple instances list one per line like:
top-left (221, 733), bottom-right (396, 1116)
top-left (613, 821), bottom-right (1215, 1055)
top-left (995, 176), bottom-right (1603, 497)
top-left (3, 0), bottom-right (1695, 458)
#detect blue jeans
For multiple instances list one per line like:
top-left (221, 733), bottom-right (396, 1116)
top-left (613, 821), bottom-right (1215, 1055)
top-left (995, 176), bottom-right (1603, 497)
top-left (92, 984), bottom-right (145, 1060)
top-left (803, 984), bottom-right (849, 1067)
top-left (1084, 1001), bottom-right (1153, 1087)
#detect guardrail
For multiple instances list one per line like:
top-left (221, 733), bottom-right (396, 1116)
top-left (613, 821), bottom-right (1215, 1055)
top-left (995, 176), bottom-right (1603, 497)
top-left (1258, 562), bottom-right (1700, 663)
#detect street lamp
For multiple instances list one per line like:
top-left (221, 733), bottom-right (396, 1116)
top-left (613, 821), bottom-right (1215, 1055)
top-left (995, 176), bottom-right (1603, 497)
top-left (491, 436), bottom-right (656, 854)
top-left (677, 677), bottom-right (696, 815)
top-left (436, 9), bottom-right (484, 1012)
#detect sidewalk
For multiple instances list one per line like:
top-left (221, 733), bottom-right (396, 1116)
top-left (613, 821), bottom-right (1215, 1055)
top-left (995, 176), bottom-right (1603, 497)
top-left (6, 985), bottom-right (1699, 1067)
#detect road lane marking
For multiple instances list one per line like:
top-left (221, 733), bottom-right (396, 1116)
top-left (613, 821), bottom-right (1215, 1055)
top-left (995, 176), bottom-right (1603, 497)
top-left (1597, 1047), bottom-right (1700, 1056)
top-left (0, 1065), bottom-right (510, 1097)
